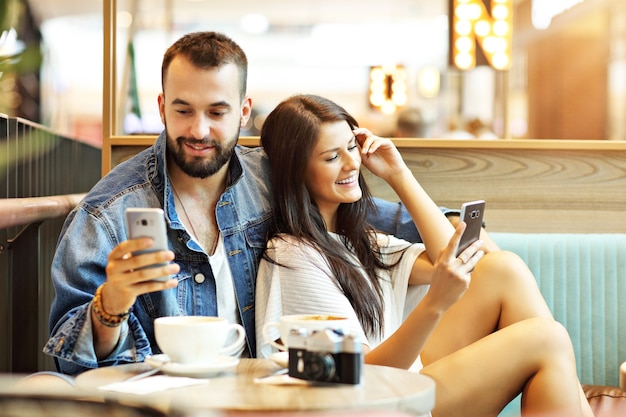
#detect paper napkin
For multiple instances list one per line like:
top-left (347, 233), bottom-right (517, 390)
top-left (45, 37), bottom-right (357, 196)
top-left (254, 374), bottom-right (311, 386)
top-left (99, 375), bottom-right (209, 395)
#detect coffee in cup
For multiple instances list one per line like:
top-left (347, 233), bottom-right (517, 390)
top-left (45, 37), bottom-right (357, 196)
top-left (262, 314), bottom-right (349, 352)
top-left (154, 316), bottom-right (245, 364)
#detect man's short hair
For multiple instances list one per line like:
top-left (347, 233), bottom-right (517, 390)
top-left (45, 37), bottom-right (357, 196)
top-left (161, 31), bottom-right (248, 100)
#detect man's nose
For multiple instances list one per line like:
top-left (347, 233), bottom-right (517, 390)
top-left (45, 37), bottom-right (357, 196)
top-left (189, 114), bottom-right (210, 139)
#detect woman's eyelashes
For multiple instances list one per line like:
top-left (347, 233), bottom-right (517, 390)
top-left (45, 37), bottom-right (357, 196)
top-left (324, 138), bottom-right (358, 163)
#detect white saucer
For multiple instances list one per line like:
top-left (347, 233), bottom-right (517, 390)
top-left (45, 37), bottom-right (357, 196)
top-left (145, 354), bottom-right (239, 378)
top-left (269, 351), bottom-right (289, 368)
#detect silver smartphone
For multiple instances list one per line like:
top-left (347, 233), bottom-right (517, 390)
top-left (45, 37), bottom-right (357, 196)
top-left (125, 207), bottom-right (171, 282)
top-left (456, 200), bottom-right (485, 257)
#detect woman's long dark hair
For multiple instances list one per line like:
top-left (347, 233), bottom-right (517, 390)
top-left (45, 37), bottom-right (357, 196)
top-left (261, 94), bottom-right (396, 338)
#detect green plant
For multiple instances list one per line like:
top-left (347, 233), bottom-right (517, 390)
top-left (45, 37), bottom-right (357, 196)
top-left (0, 0), bottom-right (41, 80)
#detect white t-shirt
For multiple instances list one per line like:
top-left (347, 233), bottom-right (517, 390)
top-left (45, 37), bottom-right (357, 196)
top-left (210, 234), bottom-right (246, 357)
top-left (255, 232), bottom-right (429, 369)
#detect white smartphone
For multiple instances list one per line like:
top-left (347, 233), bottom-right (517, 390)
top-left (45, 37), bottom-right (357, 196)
top-left (456, 200), bottom-right (485, 257)
top-left (125, 207), bottom-right (172, 282)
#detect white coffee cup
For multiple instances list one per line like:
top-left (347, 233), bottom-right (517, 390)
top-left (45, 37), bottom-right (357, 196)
top-left (154, 316), bottom-right (245, 364)
top-left (262, 314), bottom-right (350, 351)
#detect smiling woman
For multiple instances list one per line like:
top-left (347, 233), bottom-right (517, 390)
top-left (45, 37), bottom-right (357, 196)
top-left (304, 121), bottom-right (364, 224)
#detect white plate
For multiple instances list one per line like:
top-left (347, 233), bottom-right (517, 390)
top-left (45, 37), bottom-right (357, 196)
top-left (145, 354), bottom-right (239, 378)
top-left (269, 351), bottom-right (289, 368)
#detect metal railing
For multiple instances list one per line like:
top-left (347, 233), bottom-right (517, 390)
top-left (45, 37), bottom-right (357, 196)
top-left (0, 114), bottom-right (101, 373)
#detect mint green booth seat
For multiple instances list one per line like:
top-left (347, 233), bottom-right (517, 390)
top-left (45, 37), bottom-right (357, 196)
top-left (490, 233), bottom-right (626, 417)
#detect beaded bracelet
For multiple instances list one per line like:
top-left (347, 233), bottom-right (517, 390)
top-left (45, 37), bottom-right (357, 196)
top-left (92, 283), bottom-right (130, 327)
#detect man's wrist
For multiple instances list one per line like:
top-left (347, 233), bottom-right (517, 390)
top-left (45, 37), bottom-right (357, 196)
top-left (92, 283), bottom-right (130, 327)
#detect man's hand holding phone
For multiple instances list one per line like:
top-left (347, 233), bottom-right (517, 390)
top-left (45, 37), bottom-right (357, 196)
top-left (125, 208), bottom-right (175, 282)
top-left (101, 209), bottom-right (179, 318)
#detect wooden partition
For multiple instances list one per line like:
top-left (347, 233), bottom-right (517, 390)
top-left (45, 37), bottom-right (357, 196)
top-left (104, 137), bottom-right (626, 234)
top-left (0, 195), bottom-right (86, 373)
top-left (363, 139), bottom-right (626, 234)
top-left (1, 113), bottom-right (101, 373)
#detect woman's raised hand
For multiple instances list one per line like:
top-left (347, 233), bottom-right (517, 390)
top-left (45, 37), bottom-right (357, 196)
top-left (354, 128), bottom-right (410, 183)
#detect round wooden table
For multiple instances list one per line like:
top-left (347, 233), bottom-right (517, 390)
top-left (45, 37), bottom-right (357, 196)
top-left (76, 358), bottom-right (435, 416)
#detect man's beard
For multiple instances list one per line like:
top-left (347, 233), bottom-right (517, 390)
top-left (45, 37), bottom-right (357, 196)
top-left (166, 131), bottom-right (238, 179)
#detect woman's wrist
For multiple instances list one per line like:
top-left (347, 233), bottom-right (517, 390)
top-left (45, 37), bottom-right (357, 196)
top-left (386, 167), bottom-right (421, 196)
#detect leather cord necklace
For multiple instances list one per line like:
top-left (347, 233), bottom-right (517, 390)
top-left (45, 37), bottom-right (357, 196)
top-left (170, 180), bottom-right (219, 254)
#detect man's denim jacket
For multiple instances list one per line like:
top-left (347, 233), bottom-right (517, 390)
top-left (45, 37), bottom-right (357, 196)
top-left (43, 131), bottom-right (442, 375)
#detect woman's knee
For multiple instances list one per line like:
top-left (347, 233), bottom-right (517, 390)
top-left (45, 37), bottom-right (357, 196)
top-left (519, 318), bottom-right (575, 359)
top-left (15, 371), bottom-right (76, 392)
top-left (465, 250), bottom-right (534, 296)
top-left (474, 250), bottom-right (537, 286)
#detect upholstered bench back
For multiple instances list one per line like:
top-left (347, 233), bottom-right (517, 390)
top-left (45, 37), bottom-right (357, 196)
top-left (491, 233), bottom-right (626, 416)
top-left (492, 232), bottom-right (626, 387)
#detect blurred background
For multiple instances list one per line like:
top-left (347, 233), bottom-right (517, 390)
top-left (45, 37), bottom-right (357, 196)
top-left (1, 0), bottom-right (626, 144)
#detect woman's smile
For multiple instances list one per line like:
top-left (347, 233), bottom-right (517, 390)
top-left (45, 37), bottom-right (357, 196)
top-left (336, 174), bottom-right (358, 186)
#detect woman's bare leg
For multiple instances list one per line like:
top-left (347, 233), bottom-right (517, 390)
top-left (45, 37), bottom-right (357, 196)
top-left (421, 318), bottom-right (593, 417)
top-left (419, 252), bottom-right (593, 416)
top-left (421, 250), bottom-right (553, 364)
top-left (14, 372), bottom-right (76, 393)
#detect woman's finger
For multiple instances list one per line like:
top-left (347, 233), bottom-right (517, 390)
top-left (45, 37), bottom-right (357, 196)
top-left (456, 238), bottom-right (483, 263)
top-left (444, 222), bottom-right (467, 262)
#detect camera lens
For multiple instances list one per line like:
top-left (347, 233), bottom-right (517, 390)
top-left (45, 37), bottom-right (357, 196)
top-left (305, 353), bottom-right (336, 382)
top-left (141, 219), bottom-right (148, 226)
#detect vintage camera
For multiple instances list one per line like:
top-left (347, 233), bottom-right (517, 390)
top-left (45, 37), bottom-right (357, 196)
top-left (287, 328), bottom-right (363, 385)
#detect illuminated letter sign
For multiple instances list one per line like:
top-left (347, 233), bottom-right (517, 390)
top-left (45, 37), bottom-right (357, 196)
top-left (449, 0), bottom-right (513, 70)
top-left (368, 65), bottom-right (407, 114)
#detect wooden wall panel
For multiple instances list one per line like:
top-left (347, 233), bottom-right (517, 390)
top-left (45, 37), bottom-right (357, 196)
top-left (526, 12), bottom-right (609, 140)
top-left (363, 142), bottom-right (626, 233)
top-left (107, 137), bottom-right (626, 234)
